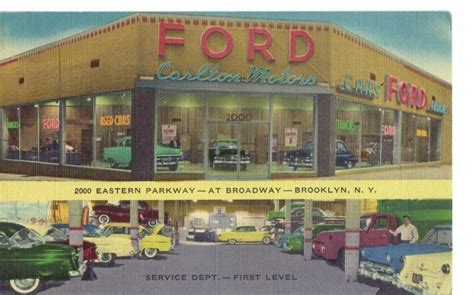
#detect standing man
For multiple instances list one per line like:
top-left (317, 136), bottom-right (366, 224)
top-left (390, 215), bottom-right (419, 244)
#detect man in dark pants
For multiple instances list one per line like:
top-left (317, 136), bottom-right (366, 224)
top-left (389, 215), bottom-right (419, 244)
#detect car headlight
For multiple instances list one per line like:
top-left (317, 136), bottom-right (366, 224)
top-left (320, 245), bottom-right (325, 253)
top-left (310, 153), bottom-right (313, 157)
top-left (441, 264), bottom-right (450, 274)
top-left (385, 253), bottom-right (391, 263)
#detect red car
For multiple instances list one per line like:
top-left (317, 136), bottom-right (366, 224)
top-left (312, 213), bottom-right (398, 268)
top-left (43, 225), bottom-right (98, 261)
top-left (91, 201), bottom-right (160, 227)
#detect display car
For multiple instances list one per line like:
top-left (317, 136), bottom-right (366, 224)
top-left (395, 251), bottom-right (452, 295)
top-left (218, 226), bottom-right (272, 245)
top-left (283, 223), bottom-right (346, 254)
top-left (266, 201), bottom-right (305, 221)
top-left (28, 223), bottom-right (98, 262)
top-left (287, 208), bottom-right (342, 232)
top-left (102, 223), bottom-right (174, 258)
top-left (208, 139), bottom-right (251, 170)
top-left (82, 224), bottom-right (137, 266)
top-left (103, 136), bottom-right (182, 171)
top-left (283, 139), bottom-right (358, 170)
top-left (90, 200), bottom-right (159, 227)
top-left (0, 222), bottom-right (83, 294)
top-left (358, 225), bottom-right (452, 284)
top-left (186, 228), bottom-right (217, 242)
top-left (312, 213), bottom-right (399, 269)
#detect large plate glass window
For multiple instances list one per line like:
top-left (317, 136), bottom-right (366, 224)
top-left (4, 107), bottom-right (20, 160)
top-left (401, 113), bottom-right (417, 163)
top-left (381, 109), bottom-right (397, 165)
top-left (360, 105), bottom-right (383, 167)
top-left (335, 99), bottom-right (360, 170)
top-left (65, 96), bottom-right (93, 166)
top-left (415, 116), bottom-right (431, 162)
top-left (39, 101), bottom-right (60, 163)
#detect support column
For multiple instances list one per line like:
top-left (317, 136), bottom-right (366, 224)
top-left (284, 199), bottom-right (292, 234)
top-left (159, 201), bottom-right (165, 224)
top-left (68, 201), bottom-right (84, 264)
top-left (273, 200), bottom-right (280, 211)
top-left (59, 100), bottom-right (66, 165)
top-left (92, 96), bottom-right (97, 167)
top-left (345, 200), bottom-right (361, 282)
top-left (129, 201), bottom-right (139, 256)
top-left (0, 108), bottom-right (8, 159)
top-left (174, 201), bottom-right (180, 227)
top-left (131, 87), bottom-right (156, 180)
top-left (316, 94), bottom-right (336, 177)
top-left (393, 110), bottom-right (402, 165)
top-left (303, 199), bottom-right (313, 261)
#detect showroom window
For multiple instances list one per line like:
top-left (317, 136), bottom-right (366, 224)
top-left (19, 104), bottom-right (39, 161)
top-left (65, 96), bottom-right (94, 166)
top-left (415, 116), bottom-right (431, 162)
top-left (95, 91), bottom-right (132, 170)
top-left (39, 101), bottom-right (60, 163)
top-left (272, 96), bottom-right (313, 174)
top-left (4, 106), bottom-right (20, 160)
top-left (401, 113), bottom-right (417, 163)
top-left (360, 104), bottom-right (383, 168)
top-left (155, 93), bottom-right (204, 173)
top-left (381, 109), bottom-right (397, 165)
top-left (336, 99), bottom-right (361, 170)
top-left (430, 119), bottom-right (442, 161)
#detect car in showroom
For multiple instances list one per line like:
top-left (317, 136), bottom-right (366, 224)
top-left (283, 139), bottom-right (358, 170)
top-left (208, 139), bottom-right (251, 170)
top-left (395, 251), bottom-right (452, 295)
top-left (0, 222), bottom-right (83, 294)
top-left (266, 201), bottom-right (305, 221)
top-left (28, 223), bottom-right (98, 262)
top-left (90, 200), bottom-right (160, 226)
top-left (186, 228), bottom-right (217, 242)
top-left (82, 223), bottom-right (137, 266)
top-left (103, 136), bottom-right (182, 171)
top-left (218, 226), bottom-right (272, 245)
top-left (102, 223), bottom-right (174, 258)
top-left (358, 224), bottom-right (452, 284)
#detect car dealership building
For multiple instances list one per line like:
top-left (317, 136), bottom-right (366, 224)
top-left (0, 13), bottom-right (451, 181)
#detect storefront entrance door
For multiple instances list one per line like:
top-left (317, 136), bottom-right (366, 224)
top-left (206, 121), bottom-right (270, 179)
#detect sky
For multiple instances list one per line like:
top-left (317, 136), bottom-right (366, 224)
top-left (0, 12), bottom-right (451, 82)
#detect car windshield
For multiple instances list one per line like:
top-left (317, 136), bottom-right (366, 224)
top-left (9, 228), bottom-right (45, 248)
top-left (422, 228), bottom-right (452, 246)
top-left (85, 226), bottom-right (108, 237)
top-left (360, 218), bottom-right (372, 230)
top-left (43, 226), bottom-right (68, 242)
top-left (215, 141), bottom-right (238, 149)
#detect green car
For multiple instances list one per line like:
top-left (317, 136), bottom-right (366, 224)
top-left (0, 222), bottom-right (82, 294)
top-left (266, 201), bottom-right (305, 221)
top-left (103, 136), bottom-right (183, 171)
top-left (283, 223), bottom-right (345, 254)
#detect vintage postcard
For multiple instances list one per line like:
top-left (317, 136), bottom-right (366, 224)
top-left (0, 12), bottom-right (451, 294)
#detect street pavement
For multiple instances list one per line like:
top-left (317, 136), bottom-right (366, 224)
top-left (0, 244), bottom-right (410, 295)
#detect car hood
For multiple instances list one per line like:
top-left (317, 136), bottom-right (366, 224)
top-left (155, 145), bottom-right (181, 155)
top-left (361, 243), bottom-right (452, 272)
top-left (285, 148), bottom-right (311, 157)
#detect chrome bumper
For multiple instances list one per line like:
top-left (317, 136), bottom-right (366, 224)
top-left (69, 261), bottom-right (87, 277)
top-left (357, 261), bottom-right (396, 283)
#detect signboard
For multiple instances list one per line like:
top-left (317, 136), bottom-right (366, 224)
top-left (42, 118), bottom-right (60, 129)
top-left (100, 115), bottom-right (131, 126)
top-left (336, 119), bottom-right (357, 131)
top-left (428, 101), bottom-right (449, 116)
top-left (382, 125), bottom-right (397, 136)
top-left (337, 75), bottom-right (381, 99)
top-left (385, 75), bottom-right (427, 110)
top-left (162, 124), bottom-right (177, 145)
top-left (6, 121), bottom-right (19, 129)
top-left (284, 128), bottom-right (298, 147)
top-left (416, 129), bottom-right (428, 138)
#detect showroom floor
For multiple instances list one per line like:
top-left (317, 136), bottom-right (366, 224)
top-left (0, 244), bottom-right (411, 295)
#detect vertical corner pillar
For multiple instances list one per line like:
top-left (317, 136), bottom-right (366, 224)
top-left (273, 200), bottom-right (280, 211)
top-left (159, 201), bottom-right (165, 224)
top-left (131, 87), bottom-right (156, 181)
top-left (303, 199), bottom-right (313, 261)
top-left (129, 201), bottom-right (139, 256)
top-left (59, 100), bottom-right (66, 165)
top-left (316, 94), bottom-right (336, 177)
top-left (284, 199), bottom-right (292, 234)
top-left (345, 200), bottom-right (361, 282)
top-left (0, 108), bottom-right (8, 159)
top-left (68, 201), bottom-right (84, 264)
top-left (393, 110), bottom-right (402, 165)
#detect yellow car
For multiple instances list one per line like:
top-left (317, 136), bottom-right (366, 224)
top-left (218, 226), bottom-right (272, 245)
top-left (395, 251), bottom-right (452, 295)
top-left (83, 224), bottom-right (136, 266)
top-left (103, 223), bottom-right (174, 258)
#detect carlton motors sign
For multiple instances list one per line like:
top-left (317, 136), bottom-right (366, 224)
top-left (155, 22), bottom-right (318, 86)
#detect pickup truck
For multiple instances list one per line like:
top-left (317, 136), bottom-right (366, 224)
top-left (312, 213), bottom-right (399, 268)
top-left (103, 136), bottom-right (182, 171)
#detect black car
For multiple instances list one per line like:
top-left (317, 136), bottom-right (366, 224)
top-left (283, 139), bottom-right (358, 170)
top-left (209, 140), bottom-right (251, 170)
top-left (186, 228), bottom-right (217, 242)
top-left (287, 208), bottom-right (345, 231)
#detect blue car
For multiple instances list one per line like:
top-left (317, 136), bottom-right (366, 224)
top-left (276, 225), bottom-right (305, 248)
top-left (283, 139), bottom-right (358, 171)
top-left (358, 224), bottom-right (452, 283)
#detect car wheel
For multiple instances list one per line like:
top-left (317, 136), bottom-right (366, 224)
top-left (336, 249), bottom-right (345, 270)
top-left (98, 214), bottom-right (110, 225)
top-left (228, 239), bottom-right (237, 245)
top-left (345, 161), bottom-right (353, 169)
top-left (9, 278), bottom-right (42, 294)
top-left (143, 248), bottom-right (158, 258)
top-left (100, 253), bottom-right (116, 266)
top-left (148, 219), bottom-right (158, 227)
top-left (169, 164), bottom-right (178, 171)
top-left (109, 159), bottom-right (118, 168)
top-left (262, 236), bottom-right (272, 245)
